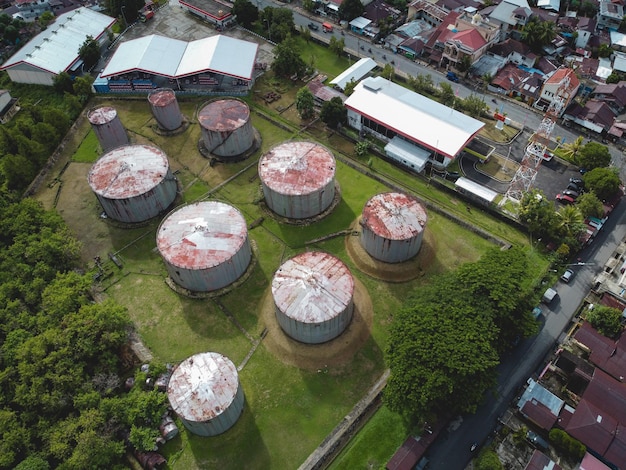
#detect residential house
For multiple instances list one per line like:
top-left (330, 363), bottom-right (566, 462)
top-left (534, 67), bottom-right (579, 115)
top-left (590, 82), bottom-right (626, 116)
top-left (513, 73), bottom-right (543, 105)
top-left (563, 100), bottom-right (616, 135)
top-left (597, 0), bottom-right (623, 31)
top-left (488, 0), bottom-right (532, 42)
top-left (525, 451), bottom-right (562, 470)
top-left (537, 0), bottom-right (559, 12)
top-left (440, 10), bottom-right (499, 70)
top-left (488, 38), bottom-right (536, 68)
top-left (490, 63), bottom-right (529, 94)
top-left (14, 0), bottom-right (52, 22)
top-left (0, 90), bottom-right (19, 124)
top-left (422, 11), bottom-right (460, 64)
top-left (610, 30), bottom-right (626, 53)
top-left (363, 0), bottom-right (403, 30)
top-left (573, 321), bottom-right (626, 383)
top-left (407, 0), bottom-right (448, 26)
top-left (576, 17), bottom-right (596, 50)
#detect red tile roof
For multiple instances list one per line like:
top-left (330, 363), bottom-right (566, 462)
top-left (565, 399), bottom-right (617, 456)
top-left (521, 399), bottom-right (559, 430)
top-left (524, 450), bottom-right (562, 470)
top-left (583, 368), bottom-right (626, 423)
top-left (449, 28), bottom-right (486, 51)
top-left (546, 67), bottom-right (580, 92)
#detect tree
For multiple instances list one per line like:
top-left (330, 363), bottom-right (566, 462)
top-left (272, 36), bottom-right (306, 78)
top-left (73, 75), bottom-right (94, 102)
top-left (598, 43), bottom-right (613, 58)
top-left (577, 141), bottom-right (612, 170)
top-left (408, 73), bottom-right (434, 94)
top-left (521, 17), bottom-right (556, 53)
top-left (4, 25), bottom-right (18, 44)
top-left (554, 205), bottom-right (585, 241)
top-left (457, 55), bottom-right (472, 74)
top-left (461, 94), bottom-right (487, 117)
top-left (475, 450), bottom-right (504, 470)
top-left (586, 305), bottom-right (623, 338)
top-left (261, 7), bottom-right (294, 43)
top-left (320, 97), bottom-right (347, 129)
top-left (518, 189), bottom-right (557, 239)
top-left (584, 167), bottom-right (621, 200)
top-left (295, 87), bottom-right (315, 119)
top-left (328, 35), bottom-right (345, 57)
top-left (343, 79), bottom-right (357, 96)
top-left (78, 36), bottom-right (101, 72)
top-left (439, 82), bottom-right (455, 107)
top-left (232, 0), bottom-right (258, 28)
top-left (576, 192), bottom-right (604, 218)
top-left (560, 136), bottom-right (584, 163)
top-left (354, 140), bottom-right (369, 157)
top-left (382, 63), bottom-right (394, 81)
top-left (38, 11), bottom-right (54, 28)
top-left (302, 0), bottom-right (316, 11)
top-left (338, 0), bottom-right (363, 21)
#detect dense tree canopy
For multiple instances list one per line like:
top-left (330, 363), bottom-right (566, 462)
top-left (521, 17), bottom-right (556, 53)
top-left (232, 0), bottom-right (258, 28)
top-left (385, 247), bottom-right (536, 422)
top-left (295, 86), bottom-right (315, 119)
top-left (260, 7), bottom-right (294, 43)
top-left (577, 141), bottom-right (612, 171)
top-left (338, 0), bottom-right (363, 21)
top-left (78, 36), bottom-right (101, 71)
top-left (272, 36), bottom-right (306, 78)
top-left (0, 199), bottom-right (168, 468)
top-left (586, 306), bottom-right (623, 338)
top-left (583, 167), bottom-right (621, 200)
top-left (320, 97), bottom-right (347, 129)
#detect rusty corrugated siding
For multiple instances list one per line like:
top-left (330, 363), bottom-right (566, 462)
top-left (198, 99), bottom-right (254, 157)
top-left (273, 252), bottom-right (354, 344)
top-left (167, 352), bottom-right (244, 436)
top-left (88, 106), bottom-right (129, 151)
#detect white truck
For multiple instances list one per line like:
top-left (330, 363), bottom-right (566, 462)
top-left (542, 287), bottom-right (558, 305)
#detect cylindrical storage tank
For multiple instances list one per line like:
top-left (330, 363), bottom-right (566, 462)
top-left (259, 141), bottom-right (336, 219)
top-left (272, 251), bottom-right (354, 344)
top-left (360, 192), bottom-right (428, 263)
top-left (167, 352), bottom-right (244, 437)
top-left (198, 99), bottom-right (254, 158)
top-left (87, 144), bottom-right (178, 223)
top-left (87, 106), bottom-right (129, 151)
top-left (156, 201), bottom-right (251, 292)
top-left (148, 88), bottom-right (183, 131)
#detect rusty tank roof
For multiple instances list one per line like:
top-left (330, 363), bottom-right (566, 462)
top-left (88, 144), bottom-right (170, 199)
top-left (198, 99), bottom-right (249, 132)
top-left (167, 352), bottom-right (239, 422)
top-left (156, 201), bottom-right (248, 270)
top-left (272, 251), bottom-right (354, 323)
top-left (362, 192), bottom-right (427, 240)
top-left (88, 106), bottom-right (117, 125)
top-left (148, 88), bottom-right (177, 106)
top-left (258, 142), bottom-right (336, 196)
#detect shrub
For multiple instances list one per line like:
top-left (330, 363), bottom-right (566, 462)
top-left (549, 429), bottom-right (586, 460)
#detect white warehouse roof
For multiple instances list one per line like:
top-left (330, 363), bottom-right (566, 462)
top-left (345, 76), bottom-right (484, 159)
top-left (101, 34), bottom-right (258, 80)
top-left (330, 57), bottom-right (376, 91)
top-left (0, 7), bottom-right (115, 74)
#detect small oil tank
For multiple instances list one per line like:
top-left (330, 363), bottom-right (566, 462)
top-left (87, 106), bottom-right (129, 151)
top-left (167, 352), bottom-right (244, 437)
top-left (259, 141), bottom-right (336, 219)
top-left (148, 88), bottom-right (183, 131)
top-left (88, 144), bottom-right (178, 223)
top-left (272, 251), bottom-right (354, 344)
top-left (360, 192), bottom-right (428, 263)
top-left (156, 201), bottom-right (251, 292)
top-left (198, 99), bottom-right (254, 158)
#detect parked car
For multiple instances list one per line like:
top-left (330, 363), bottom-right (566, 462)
top-left (555, 193), bottom-right (575, 204)
top-left (446, 71), bottom-right (459, 82)
top-left (532, 306), bottom-right (543, 320)
top-left (567, 182), bottom-right (582, 193)
top-left (560, 268), bottom-right (574, 283)
top-left (527, 431), bottom-right (549, 451)
top-left (542, 287), bottom-right (558, 304)
top-left (542, 151), bottom-right (554, 161)
top-left (307, 22), bottom-right (319, 31)
top-left (569, 177), bottom-right (584, 188)
top-left (562, 189), bottom-right (579, 199)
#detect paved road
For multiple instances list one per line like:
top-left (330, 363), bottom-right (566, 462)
top-left (425, 200), bottom-right (626, 469)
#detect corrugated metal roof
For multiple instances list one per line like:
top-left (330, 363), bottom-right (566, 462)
top-left (0, 8), bottom-right (115, 74)
top-left (157, 201), bottom-right (248, 270)
top-left (148, 89), bottom-right (177, 106)
top-left (259, 142), bottom-right (335, 196)
top-left (88, 144), bottom-right (170, 198)
top-left (362, 192), bottom-right (427, 240)
top-left (88, 106), bottom-right (117, 125)
top-left (330, 57), bottom-right (377, 91)
top-left (198, 99), bottom-right (249, 131)
top-left (344, 77), bottom-right (484, 159)
top-left (272, 252), bottom-right (354, 323)
top-left (167, 352), bottom-right (239, 422)
top-left (101, 34), bottom-right (258, 80)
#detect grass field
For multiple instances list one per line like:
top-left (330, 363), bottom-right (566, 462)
top-left (30, 40), bottom-right (544, 467)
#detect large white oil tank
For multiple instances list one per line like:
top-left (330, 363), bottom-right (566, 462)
top-left (198, 99), bottom-right (255, 159)
top-left (87, 106), bottom-right (129, 151)
top-left (156, 201), bottom-right (251, 292)
top-left (87, 144), bottom-right (178, 223)
top-left (167, 352), bottom-right (244, 437)
top-left (360, 192), bottom-right (428, 263)
top-left (258, 141), bottom-right (336, 219)
top-left (272, 251), bottom-right (354, 344)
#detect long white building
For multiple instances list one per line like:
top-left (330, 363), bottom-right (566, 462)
top-left (344, 76), bottom-right (484, 171)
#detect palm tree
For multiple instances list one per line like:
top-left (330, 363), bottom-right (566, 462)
top-left (560, 136), bottom-right (584, 163)
top-left (555, 205), bottom-right (585, 239)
